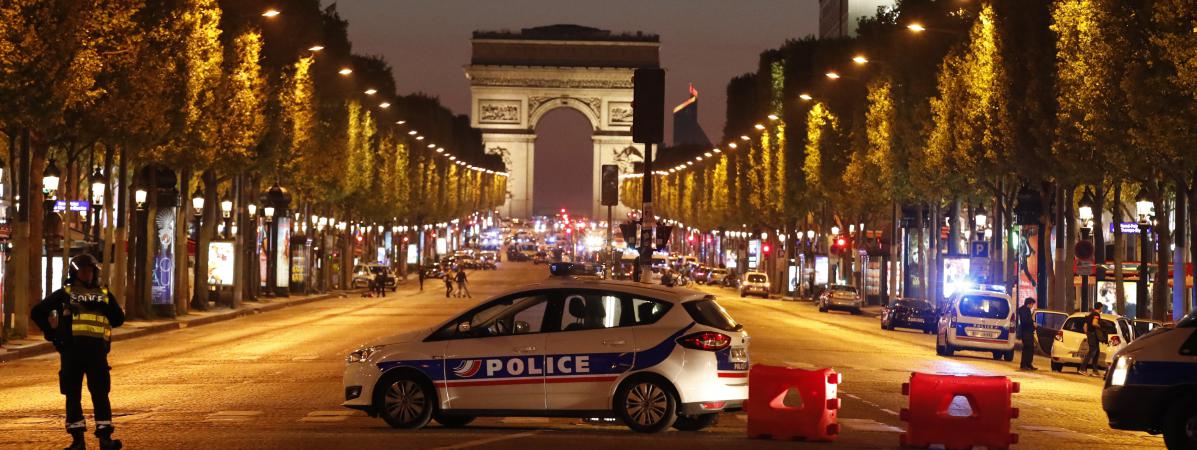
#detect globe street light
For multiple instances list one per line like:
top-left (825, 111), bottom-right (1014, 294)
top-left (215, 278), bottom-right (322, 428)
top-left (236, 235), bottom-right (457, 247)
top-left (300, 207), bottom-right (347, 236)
top-left (192, 193), bottom-right (205, 216)
top-left (90, 167), bottom-right (105, 243)
top-left (42, 159), bottom-right (61, 198)
top-left (134, 188), bottom-right (148, 210)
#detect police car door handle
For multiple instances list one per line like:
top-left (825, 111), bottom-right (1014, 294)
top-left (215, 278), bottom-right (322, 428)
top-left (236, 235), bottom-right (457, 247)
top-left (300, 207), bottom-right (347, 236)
top-left (602, 339), bottom-right (626, 346)
top-left (513, 346), bottom-right (537, 353)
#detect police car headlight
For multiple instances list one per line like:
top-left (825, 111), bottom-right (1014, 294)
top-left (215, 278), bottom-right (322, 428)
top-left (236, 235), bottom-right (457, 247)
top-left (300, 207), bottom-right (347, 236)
top-left (347, 346), bottom-right (381, 363)
top-left (1110, 356), bottom-right (1131, 386)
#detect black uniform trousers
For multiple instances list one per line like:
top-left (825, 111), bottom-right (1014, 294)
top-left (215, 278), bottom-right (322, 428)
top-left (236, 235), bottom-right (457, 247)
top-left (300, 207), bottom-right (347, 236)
top-left (59, 345), bottom-right (114, 436)
top-left (1018, 330), bottom-right (1036, 368)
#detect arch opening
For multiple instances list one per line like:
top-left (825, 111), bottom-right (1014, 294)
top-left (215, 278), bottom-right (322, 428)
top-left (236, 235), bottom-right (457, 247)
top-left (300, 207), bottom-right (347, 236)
top-left (533, 107), bottom-right (594, 217)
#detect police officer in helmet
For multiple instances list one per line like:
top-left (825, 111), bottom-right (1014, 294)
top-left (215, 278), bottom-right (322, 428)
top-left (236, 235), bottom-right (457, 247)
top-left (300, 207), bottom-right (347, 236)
top-left (31, 254), bottom-right (125, 450)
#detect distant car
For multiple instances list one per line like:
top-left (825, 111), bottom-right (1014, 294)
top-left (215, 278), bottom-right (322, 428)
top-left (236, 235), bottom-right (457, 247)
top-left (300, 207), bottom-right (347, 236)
top-left (881, 298), bottom-right (935, 333)
top-left (1050, 312), bottom-right (1135, 372)
top-left (705, 268), bottom-right (729, 286)
top-left (422, 266), bottom-right (445, 280)
top-left (692, 266), bottom-right (710, 284)
top-left (817, 285), bottom-right (862, 315)
top-left (459, 258), bottom-right (480, 270)
top-left (353, 264), bottom-right (397, 291)
top-left (532, 251), bottom-right (549, 265)
top-left (739, 272), bottom-right (769, 298)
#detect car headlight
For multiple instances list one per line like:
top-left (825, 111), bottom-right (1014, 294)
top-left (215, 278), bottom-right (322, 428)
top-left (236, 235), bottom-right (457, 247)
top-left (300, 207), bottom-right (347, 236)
top-left (346, 346), bottom-right (381, 363)
top-left (1110, 356), bottom-right (1131, 386)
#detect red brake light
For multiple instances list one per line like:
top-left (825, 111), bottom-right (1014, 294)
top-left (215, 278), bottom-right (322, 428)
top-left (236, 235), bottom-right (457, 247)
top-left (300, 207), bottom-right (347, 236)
top-left (677, 332), bottom-right (731, 351)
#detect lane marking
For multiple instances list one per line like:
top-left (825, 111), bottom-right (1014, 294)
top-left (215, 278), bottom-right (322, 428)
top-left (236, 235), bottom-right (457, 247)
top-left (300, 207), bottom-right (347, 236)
top-left (839, 418), bottom-right (904, 433)
top-left (431, 431), bottom-right (543, 449)
top-left (880, 408), bottom-right (899, 416)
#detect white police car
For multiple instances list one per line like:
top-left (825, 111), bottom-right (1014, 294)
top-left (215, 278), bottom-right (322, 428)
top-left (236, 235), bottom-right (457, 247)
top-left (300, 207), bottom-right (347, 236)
top-left (1103, 309), bottom-right (1196, 448)
top-left (342, 273), bottom-right (750, 433)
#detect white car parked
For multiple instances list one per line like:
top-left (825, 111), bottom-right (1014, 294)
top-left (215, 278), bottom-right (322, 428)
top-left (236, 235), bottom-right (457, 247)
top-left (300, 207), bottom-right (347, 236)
top-left (342, 274), bottom-right (750, 433)
top-left (1049, 312), bottom-right (1134, 372)
top-left (739, 272), bottom-right (769, 298)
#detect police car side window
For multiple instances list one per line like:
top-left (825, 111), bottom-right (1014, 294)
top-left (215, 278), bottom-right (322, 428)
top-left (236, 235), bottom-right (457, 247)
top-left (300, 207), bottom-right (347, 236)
top-left (630, 297), bottom-right (671, 325)
top-left (557, 292), bottom-right (622, 331)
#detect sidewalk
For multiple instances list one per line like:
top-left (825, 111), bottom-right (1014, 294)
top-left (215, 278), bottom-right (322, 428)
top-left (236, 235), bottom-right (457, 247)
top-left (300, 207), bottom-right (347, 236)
top-left (0, 291), bottom-right (347, 363)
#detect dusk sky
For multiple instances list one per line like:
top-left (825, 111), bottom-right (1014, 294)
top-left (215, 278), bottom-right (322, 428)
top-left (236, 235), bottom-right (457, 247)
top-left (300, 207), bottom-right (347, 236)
top-left (330, 1), bottom-right (819, 215)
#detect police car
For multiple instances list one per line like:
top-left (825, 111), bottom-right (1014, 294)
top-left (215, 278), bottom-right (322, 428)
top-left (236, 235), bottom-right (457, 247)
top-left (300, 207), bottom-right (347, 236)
top-left (342, 266), bottom-right (750, 433)
top-left (1102, 309), bottom-right (1197, 448)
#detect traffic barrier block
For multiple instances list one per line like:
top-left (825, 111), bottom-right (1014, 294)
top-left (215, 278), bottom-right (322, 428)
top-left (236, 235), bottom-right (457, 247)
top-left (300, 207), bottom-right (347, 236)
top-left (746, 364), bottom-right (841, 442)
top-left (899, 372), bottom-right (1019, 450)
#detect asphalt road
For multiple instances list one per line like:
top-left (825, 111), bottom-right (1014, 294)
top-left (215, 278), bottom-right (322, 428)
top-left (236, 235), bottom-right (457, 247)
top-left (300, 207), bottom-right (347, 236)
top-left (0, 261), bottom-right (1166, 449)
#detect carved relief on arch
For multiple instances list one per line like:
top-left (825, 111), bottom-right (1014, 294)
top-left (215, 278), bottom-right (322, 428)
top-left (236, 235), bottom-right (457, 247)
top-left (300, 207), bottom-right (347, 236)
top-left (527, 95), bottom-right (602, 128)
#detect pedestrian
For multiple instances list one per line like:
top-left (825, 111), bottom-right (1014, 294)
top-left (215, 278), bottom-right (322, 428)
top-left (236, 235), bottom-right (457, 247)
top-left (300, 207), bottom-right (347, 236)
top-left (1079, 303), bottom-right (1106, 377)
top-left (374, 269), bottom-right (388, 298)
top-left (456, 268), bottom-right (472, 298)
top-left (30, 254), bottom-right (125, 450)
top-left (417, 265), bottom-right (425, 292)
top-left (443, 270), bottom-right (454, 298)
top-left (1017, 298), bottom-right (1038, 370)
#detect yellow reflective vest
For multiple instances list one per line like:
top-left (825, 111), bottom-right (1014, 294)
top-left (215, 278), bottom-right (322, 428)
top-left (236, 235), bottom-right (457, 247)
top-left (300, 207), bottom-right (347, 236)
top-left (65, 286), bottom-right (113, 342)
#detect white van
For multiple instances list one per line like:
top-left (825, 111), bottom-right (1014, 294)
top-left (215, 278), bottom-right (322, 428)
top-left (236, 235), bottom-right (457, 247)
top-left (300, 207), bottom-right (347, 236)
top-left (1103, 310), bottom-right (1195, 448)
top-left (935, 289), bottom-right (1017, 361)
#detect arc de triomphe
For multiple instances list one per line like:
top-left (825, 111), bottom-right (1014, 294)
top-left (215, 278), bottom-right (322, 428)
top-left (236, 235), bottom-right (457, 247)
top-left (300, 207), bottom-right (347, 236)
top-left (465, 25), bottom-right (658, 219)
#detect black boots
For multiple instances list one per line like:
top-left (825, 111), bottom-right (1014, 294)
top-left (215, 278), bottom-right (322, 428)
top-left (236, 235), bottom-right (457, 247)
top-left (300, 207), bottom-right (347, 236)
top-left (98, 436), bottom-right (122, 450)
top-left (64, 431), bottom-right (85, 450)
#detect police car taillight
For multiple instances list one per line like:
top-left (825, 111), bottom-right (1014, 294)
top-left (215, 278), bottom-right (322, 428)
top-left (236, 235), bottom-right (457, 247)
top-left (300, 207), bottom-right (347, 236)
top-left (677, 332), bottom-right (731, 351)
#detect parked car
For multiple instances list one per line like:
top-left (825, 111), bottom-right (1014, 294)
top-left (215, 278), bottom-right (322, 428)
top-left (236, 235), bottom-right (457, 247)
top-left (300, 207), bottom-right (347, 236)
top-left (692, 266), bottom-right (710, 284)
top-left (421, 266), bottom-right (445, 280)
top-left (1131, 318), bottom-right (1170, 338)
top-left (353, 264), bottom-right (397, 291)
top-left (881, 298), bottom-right (936, 333)
top-left (818, 284), bottom-right (862, 315)
top-left (1033, 309), bottom-right (1070, 355)
top-left (1050, 312), bottom-right (1135, 372)
top-left (935, 289), bottom-right (1017, 361)
top-left (739, 272), bottom-right (770, 298)
top-left (532, 251), bottom-right (549, 265)
top-left (478, 251), bottom-right (499, 270)
top-left (705, 268), bottom-right (729, 286)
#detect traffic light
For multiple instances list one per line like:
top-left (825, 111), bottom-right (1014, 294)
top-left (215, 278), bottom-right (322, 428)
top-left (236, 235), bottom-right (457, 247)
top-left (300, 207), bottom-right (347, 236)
top-left (762, 244), bottom-right (771, 254)
top-left (632, 68), bottom-right (665, 144)
top-left (619, 222), bottom-right (638, 246)
top-left (687, 234), bottom-right (695, 243)
top-left (601, 164), bottom-right (619, 206)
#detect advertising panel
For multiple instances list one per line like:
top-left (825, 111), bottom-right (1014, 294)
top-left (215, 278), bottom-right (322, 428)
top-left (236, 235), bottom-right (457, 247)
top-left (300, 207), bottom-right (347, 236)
top-left (942, 256), bottom-right (971, 298)
top-left (276, 218), bottom-right (290, 288)
top-left (815, 255), bottom-right (829, 285)
top-left (865, 260), bottom-right (882, 296)
top-left (748, 239), bottom-right (761, 269)
top-left (788, 265), bottom-right (800, 294)
top-left (151, 208), bottom-right (175, 305)
top-left (436, 237), bottom-right (448, 255)
top-left (207, 241), bottom-right (235, 286)
top-left (724, 249), bottom-right (738, 269)
top-left (407, 244), bottom-right (419, 264)
top-left (1097, 281), bottom-right (1139, 316)
top-left (291, 240), bottom-right (308, 285)
top-left (1016, 224), bottom-right (1040, 302)
top-left (258, 222), bottom-right (267, 288)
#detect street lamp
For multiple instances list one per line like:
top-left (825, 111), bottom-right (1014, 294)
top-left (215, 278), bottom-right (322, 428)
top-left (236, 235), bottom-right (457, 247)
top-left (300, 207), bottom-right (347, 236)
top-left (338, 67), bottom-right (353, 76)
top-left (907, 23), bottom-right (926, 33)
top-left (974, 205), bottom-right (988, 231)
top-left (90, 167), bottom-right (105, 206)
top-left (825, 71), bottom-right (841, 80)
top-left (247, 203), bottom-right (257, 217)
top-left (192, 193), bottom-right (205, 216)
top-left (220, 194), bottom-right (233, 219)
top-left (1135, 189), bottom-right (1153, 318)
top-left (264, 206), bottom-right (275, 222)
top-left (42, 159), bottom-right (61, 198)
top-left (852, 55), bottom-right (869, 65)
top-left (261, 9), bottom-right (280, 18)
top-left (134, 188), bottom-right (148, 210)
top-left (1078, 188), bottom-right (1096, 232)
top-left (799, 93), bottom-right (813, 101)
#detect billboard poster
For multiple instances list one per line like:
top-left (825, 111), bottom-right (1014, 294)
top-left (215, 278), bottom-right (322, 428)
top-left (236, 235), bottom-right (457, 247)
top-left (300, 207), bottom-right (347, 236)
top-left (436, 237), bottom-right (447, 255)
top-left (207, 241), bottom-right (235, 286)
top-left (942, 256), bottom-right (971, 298)
top-left (748, 239), bottom-right (761, 269)
top-left (276, 218), bottom-right (290, 288)
top-left (151, 208), bottom-right (175, 305)
top-left (1097, 281), bottom-right (1138, 316)
top-left (815, 256), bottom-right (829, 285)
top-left (866, 260), bottom-right (882, 296)
top-left (1016, 224), bottom-right (1039, 302)
top-left (724, 249), bottom-right (738, 269)
top-left (406, 244), bottom-right (419, 264)
top-left (788, 265), bottom-right (799, 294)
top-left (291, 240), bottom-right (308, 285)
top-left (258, 222), bottom-right (268, 288)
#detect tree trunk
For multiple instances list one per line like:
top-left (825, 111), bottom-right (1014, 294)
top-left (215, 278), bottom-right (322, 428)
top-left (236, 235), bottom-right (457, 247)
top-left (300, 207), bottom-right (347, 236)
top-left (1094, 182), bottom-right (1107, 286)
top-left (1065, 188), bottom-right (1077, 311)
top-left (192, 169), bottom-right (217, 309)
top-left (176, 167), bottom-right (192, 315)
top-left (113, 148), bottom-right (129, 310)
top-left (930, 201), bottom-right (941, 305)
top-left (231, 174), bottom-right (244, 308)
top-left (1189, 174), bottom-right (1197, 314)
top-left (27, 131), bottom-right (46, 331)
top-left (1173, 182), bottom-right (1187, 320)
top-left (1113, 183), bottom-right (1126, 314)
top-left (1152, 185), bottom-right (1171, 321)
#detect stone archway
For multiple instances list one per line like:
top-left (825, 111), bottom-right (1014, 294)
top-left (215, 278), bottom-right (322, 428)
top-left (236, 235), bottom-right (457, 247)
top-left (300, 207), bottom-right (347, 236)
top-left (465, 24), bottom-right (659, 219)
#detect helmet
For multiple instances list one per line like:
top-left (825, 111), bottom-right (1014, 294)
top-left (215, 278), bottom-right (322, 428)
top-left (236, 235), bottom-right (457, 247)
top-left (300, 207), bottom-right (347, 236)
top-left (68, 253), bottom-right (101, 288)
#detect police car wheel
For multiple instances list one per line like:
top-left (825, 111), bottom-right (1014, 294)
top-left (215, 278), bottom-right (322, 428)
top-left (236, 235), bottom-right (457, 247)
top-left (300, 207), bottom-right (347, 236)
top-left (616, 378), bottom-right (677, 433)
top-left (991, 351), bottom-right (1003, 360)
top-left (378, 375), bottom-right (434, 429)
top-left (433, 413), bottom-right (475, 428)
top-left (1163, 395), bottom-right (1197, 449)
top-left (672, 413), bottom-right (719, 431)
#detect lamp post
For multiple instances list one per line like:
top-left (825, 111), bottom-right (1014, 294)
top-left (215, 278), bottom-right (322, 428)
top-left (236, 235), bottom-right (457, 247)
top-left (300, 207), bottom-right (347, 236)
top-left (90, 166), bottom-right (105, 245)
top-left (1078, 188), bottom-right (1096, 311)
top-left (261, 182), bottom-right (291, 297)
top-left (220, 193), bottom-right (233, 239)
top-left (1135, 190), bottom-right (1153, 319)
top-left (191, 192), bottom-right (204, 244)
top-left (43, 160), bottom-right (63, 296)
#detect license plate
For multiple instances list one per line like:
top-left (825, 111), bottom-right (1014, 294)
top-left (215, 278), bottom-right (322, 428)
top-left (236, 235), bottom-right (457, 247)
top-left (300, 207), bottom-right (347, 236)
top-left (967, 328), bottom-right (999, 338)
top-left (730, 347), bottom-right (748, 362)
top-left (909, 318), bottom-right (924, 323)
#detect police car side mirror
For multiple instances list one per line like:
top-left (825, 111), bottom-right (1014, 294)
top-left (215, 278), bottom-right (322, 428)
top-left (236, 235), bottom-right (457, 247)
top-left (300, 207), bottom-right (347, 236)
top-left (514, 321), bottom-right (530, 334)
top-left (457, 322), bottom-right (472, 334)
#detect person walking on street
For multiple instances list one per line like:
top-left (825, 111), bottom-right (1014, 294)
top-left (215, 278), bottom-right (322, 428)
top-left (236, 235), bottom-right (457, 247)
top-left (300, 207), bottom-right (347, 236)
top-left (418, 266), bottom-right (425, 292)
top-left (30, 254), bottom-right (126, 450)
top-left (1017, 298), bottom-right (1038, 370)
top-left (455, 269), bottom-right (472, 298)
top-left (373, 269), bottom-right (388, 298)
top-left (443, 270), bottom-right (454, 298)
top-left (1079, 303), bottom-right (1105, 377)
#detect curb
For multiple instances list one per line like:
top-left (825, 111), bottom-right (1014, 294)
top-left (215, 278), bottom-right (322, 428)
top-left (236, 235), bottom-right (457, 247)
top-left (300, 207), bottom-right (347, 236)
top-left (0, 292), bottom-right (343, 363)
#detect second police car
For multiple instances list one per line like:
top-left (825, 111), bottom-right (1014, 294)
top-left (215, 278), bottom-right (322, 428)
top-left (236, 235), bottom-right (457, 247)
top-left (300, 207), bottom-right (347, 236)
top-left (1103, 309), bottom-right (1196, 449)
top-left (342, 268), bottom-right (750, 433)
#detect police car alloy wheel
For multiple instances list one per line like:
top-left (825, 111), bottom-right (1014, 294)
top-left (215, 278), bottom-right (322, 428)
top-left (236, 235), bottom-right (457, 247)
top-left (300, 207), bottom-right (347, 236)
top-left (615, 377), bottom-right (677, 433)
top-left (378, 374), bottom-right (434, 429)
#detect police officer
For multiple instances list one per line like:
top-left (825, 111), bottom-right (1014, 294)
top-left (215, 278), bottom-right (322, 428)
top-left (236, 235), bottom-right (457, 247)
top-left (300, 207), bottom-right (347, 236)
top-left (30, 254), bottom-right (125, 450)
